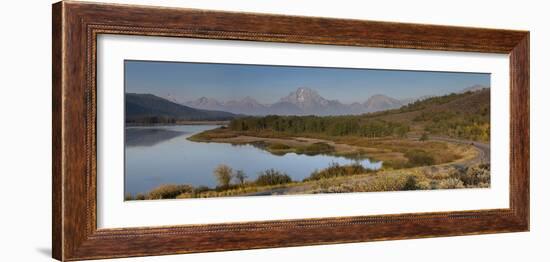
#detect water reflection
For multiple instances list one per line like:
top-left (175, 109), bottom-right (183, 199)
top-left (125, 125), bottom-right (382, 195)
top-left (125, 127), bottom-right (187, 147)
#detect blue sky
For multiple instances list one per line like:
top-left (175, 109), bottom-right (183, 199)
top-left (125, 60), bottom-right (490, 104)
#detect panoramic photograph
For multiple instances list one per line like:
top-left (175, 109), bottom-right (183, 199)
top-left (124, 60), bottom-right (491, 201)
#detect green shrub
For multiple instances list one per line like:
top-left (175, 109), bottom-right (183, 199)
top-left (135, 193), bottom-right (146, 200)
top-left (402, 176), bottom-right (419, 190)
top-left (255, 169), bottom-right (292, 186)
top-left (213, 164), bottom-right (234, 187)
top-left (296, 142), bottom-right (335, 155)
top-left (356, 176), bottom-right (407, 192)
top-left (193, 186), bottom-right (211, 194)
top-left (188, 186), bottom-right (211, 198)
top-left (405, 149), bottom-right (435, 167)
top-left (313, 183), bottom-right (355, 194)
top-left (451, 164), bottom-right (490, 186)
top-left (416, 180), bottom-right (437, 190)
top-left (267, 143), bottom-right (291, 150)
top-left (420, 132), bottom-right (429, 141)
top-left (306, 162), bottom-right (370, 181)
top-left (147, 184), bottom-right (193, 199)
top-left (437, 178), bottom-right (465, 189)
top-left (234, 170), bottom-right (248, 185)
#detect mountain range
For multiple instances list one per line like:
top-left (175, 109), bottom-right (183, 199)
top-left (180, 86), bottom-right (487, 116)
top-left (125, 85), bottom-right (489, 122)
top-left (183, 87), bottom-right (399, 116)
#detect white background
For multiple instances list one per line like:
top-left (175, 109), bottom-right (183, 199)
top-left (0, 0), bottom-right (546, 261)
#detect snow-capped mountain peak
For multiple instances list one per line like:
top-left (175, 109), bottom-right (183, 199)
top-left (279, 87), bottom-right (330, 107)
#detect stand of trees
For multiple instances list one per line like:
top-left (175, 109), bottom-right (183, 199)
top-left (413, 109), bottom-right (490, 142)
top-left (228, 115), bottom-right (409, 138)
top-left (213, 164), bottom-right (291, 188)
top-left (126, 116), bottom-right (177, 124)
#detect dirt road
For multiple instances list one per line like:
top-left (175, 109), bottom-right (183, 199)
top-left (423, 136), bottom-right (490, 165)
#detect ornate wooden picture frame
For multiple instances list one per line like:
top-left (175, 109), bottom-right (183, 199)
top-left (52, 1), bottom-right (529, 261)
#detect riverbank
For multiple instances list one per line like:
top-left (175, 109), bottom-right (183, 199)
top-left (126, 162), bottom-right (490, 200)
top-left (188, 126), bottom-right (478, 169)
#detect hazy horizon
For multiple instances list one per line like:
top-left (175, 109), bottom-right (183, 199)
top-left (125, 60), bottom-right (490, 104)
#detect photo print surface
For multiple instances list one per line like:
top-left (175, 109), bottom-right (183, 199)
top-left (124, 60), bottom-right (491, 201)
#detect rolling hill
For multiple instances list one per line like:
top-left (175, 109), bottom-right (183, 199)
top-left (371, 88), bottom-right (490, 141)
top-left (126, 93), bottom-right (238, 123)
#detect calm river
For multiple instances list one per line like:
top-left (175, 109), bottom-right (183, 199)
top-left (125, 125), bottom-right (382, 195)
